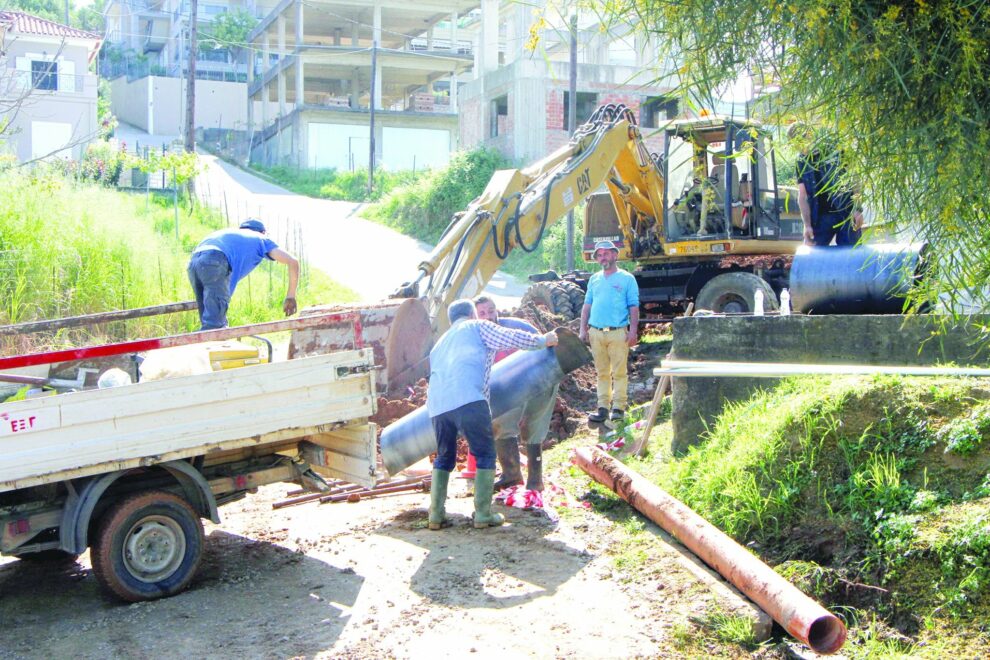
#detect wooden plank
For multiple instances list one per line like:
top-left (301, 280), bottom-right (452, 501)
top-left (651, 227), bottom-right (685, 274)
top-left (0, 301), bottom-right (197, 337)
top-left (0, 353), bottom-right (375, 492)
top-left (208, 464), bottom-right (298, 495)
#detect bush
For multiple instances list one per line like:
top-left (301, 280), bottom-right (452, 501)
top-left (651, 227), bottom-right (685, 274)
top-left (366, 147), bottom-right (512, 243)
top-left (77, 141), bottom-right (128, 186)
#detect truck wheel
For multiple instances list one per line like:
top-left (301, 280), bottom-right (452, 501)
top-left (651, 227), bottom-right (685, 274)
top-left (521, 282), bottom-right (575, 319)
top-left (91, 490), bottom-right (204, 602)
top-left (695, 272), bottom-right (779, 314)
top-left (557, 281), bottom-right (587, 315)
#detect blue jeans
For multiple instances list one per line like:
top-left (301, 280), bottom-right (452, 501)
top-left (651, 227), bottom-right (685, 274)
top-left (188, 250), bottom-right (232, 330)
top-left (431, 400), bottom-right (496, 471)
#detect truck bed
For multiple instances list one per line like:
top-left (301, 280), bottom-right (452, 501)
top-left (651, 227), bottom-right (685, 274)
top-left (0, 350), bottom-right (377, 492)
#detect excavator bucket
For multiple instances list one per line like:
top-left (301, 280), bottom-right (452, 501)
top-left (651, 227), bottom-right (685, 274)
top-left (288, 299), bottom-right (432, 397)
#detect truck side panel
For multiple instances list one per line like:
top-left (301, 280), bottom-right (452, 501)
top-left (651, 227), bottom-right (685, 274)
top-left (0, 351), bottom-right (376, 492)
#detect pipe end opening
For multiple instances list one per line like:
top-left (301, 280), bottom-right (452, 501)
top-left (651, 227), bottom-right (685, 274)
top-left (808, 615), bottom-right (846, 655)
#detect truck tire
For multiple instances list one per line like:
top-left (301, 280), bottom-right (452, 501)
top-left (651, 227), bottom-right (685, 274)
top-left (91, 490), bottom-right (204, 602)
top-left (695, 272), bottom-right (779, 314)
top-left (521, 282), bottom-right (575, 319)
top-left (557, 281), bottom-right (587, 315)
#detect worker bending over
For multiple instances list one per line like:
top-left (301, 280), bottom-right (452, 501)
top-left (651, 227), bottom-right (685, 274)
top-left (187, 218), bottom-right (299, 330)
top-left (426, 299), bottom-right (558, 530)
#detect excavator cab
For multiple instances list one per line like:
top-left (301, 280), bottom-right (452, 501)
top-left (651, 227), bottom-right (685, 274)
top-left (662, 118), bottom-right (803, 243)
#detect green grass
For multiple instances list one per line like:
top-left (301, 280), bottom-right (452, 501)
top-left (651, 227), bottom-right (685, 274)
top-left (0, 169), bottom-right (356, 351)
top-left (362, 147), bottom-right (590, 279)
top-left (252, 165), bottom-right (421, 202)
top-left (544, 373), bottom-right (990, 656)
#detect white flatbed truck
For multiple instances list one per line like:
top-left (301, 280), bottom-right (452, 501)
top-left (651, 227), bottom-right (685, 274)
top-left (0, 315), bottom-right (379, 602)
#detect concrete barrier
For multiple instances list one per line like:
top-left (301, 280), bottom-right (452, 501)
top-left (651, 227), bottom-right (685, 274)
top-left (670, 314), bottom-right (989, 454)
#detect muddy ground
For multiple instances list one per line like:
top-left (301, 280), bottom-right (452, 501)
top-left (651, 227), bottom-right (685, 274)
top-left (0, 324), bottom-right (772, 659)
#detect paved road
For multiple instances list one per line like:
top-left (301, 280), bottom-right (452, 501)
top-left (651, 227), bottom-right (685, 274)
top-left (193, 153), bottom-right (527, 308)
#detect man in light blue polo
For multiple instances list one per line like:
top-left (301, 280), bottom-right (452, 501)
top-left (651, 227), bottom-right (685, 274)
top-left (578, 240), bottom-right (640, 423)
top-left (426, 299), bottom-right (558, 530)
top-left (187, 218), bottom-right (299, 330)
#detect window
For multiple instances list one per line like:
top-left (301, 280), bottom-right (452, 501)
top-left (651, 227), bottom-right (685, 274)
top-left (641, 95), bottom-right (679, 128)
top-left (31, 60), bottom-right (58, 91)
top-left (562, 92), bottom-right (598, 128)
top-left (490, 94), bottom-right (508, 138)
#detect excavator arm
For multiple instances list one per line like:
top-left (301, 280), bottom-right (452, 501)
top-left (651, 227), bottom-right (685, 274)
top-left (394, 105), bottom-right (664, 334)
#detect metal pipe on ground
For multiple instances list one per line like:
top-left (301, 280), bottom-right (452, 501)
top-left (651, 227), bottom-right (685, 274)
top-left (571, 446), bottom-right (846, 655)
top-left (379, 328), bottom-right (592, 476)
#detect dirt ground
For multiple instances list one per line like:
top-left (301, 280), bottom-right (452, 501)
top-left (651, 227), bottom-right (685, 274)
top-left (0, 460), bottom-right (766, 659)
top-left (0, 327), bottom-right (766, 660)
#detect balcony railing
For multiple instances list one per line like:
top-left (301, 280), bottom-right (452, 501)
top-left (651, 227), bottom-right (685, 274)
top-left (1, 69), bottom-right (96, 96)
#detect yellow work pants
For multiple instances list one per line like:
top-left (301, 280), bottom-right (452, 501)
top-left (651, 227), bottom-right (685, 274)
top-left (589, 327), bottom-right (629, 411)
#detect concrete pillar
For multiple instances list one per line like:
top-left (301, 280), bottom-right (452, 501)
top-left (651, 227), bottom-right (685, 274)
top-left (262, 34), bottom-right (270, 130)
top-left (450, 71), bottom-right (458, 112)
top-left (480, 0), bottom-right (499, 73)
top-left (296, 1), bottom-right (305, 107)
top-left (278, 12), bottom-right (287, 118)
top-left (427, 26), bottom-right (434, 51)
top-left (473, 33), bottom-right (480, 79)
top-left (450, 11), bottom-right (457, 52)
top-left (247, 48), bottom-right (254, 134)
top-left (351, 21), bottom-right (359, 46)
top-left (350, 72), bottom-right (360, 108)
top-left (372, 5), bottom-right (382, 46)
top-left (333, 28), bottom-right (341, 46)
top-left (277, 14), bottom-right (285, 57)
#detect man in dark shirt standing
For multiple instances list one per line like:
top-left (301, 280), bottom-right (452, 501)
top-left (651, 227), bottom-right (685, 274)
top-left (790, 123), bottom-right (864, 247)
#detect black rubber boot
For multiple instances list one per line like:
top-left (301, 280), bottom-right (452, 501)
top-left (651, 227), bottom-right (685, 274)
top-left (525, 444), bottom-right (544, 492)
top-left (494, 437), bottom-right (524, 491)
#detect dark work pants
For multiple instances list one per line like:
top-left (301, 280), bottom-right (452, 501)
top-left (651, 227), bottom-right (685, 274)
top-left (187, 250), bottom-right (232, 330)
top-left (431, 400), bottom-right (496, 471)
top-left (812, 213), bottom-right (862, 247)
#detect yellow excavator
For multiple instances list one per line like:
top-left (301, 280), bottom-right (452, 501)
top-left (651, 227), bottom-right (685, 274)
top-left (291, 104), bottom-right (921, 395)
top-left (394, 104), bottom-right (803, 332)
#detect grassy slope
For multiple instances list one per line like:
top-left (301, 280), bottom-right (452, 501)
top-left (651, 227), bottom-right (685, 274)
top-left (547, 375), bottom-right (990, 657)
top-left (0, 171), bottom-right (356, 350)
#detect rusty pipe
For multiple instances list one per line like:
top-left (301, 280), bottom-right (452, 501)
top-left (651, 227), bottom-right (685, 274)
top-left (321, 479), bottom-right (430, 503)
top-left (571, 446), bottom-right (846, 655)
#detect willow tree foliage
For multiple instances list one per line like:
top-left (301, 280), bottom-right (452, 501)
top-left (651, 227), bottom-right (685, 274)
top-left (593, 0), bottom-right (990, 312)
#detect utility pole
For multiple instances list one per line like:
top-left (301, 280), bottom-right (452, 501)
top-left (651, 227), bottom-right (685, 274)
top-left (368, 40), bottom-right (377, 196)
top-left (185, 0), bottom-right (198, 155)
top-left (566, 11), bottom-right (578, 271)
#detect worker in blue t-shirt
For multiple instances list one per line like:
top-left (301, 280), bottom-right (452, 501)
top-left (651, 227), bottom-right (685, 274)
top-left (578, 240), bottom-right (640, 423)
top-left (187, 218), bottom-right (299, 330)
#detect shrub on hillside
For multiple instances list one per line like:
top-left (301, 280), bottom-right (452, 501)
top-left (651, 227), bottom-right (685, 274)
top-left (367, 147), bottom-right (512, 242)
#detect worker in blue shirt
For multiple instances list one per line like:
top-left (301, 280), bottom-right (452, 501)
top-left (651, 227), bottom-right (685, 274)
top-left (578, 240), bottom-right (640, 423)
top-left (426, 299), bottom-right (558, 530)
top-left (475, 296), bottom-right (556, 493)
top-left (187, 218), bottom-right (299, 330)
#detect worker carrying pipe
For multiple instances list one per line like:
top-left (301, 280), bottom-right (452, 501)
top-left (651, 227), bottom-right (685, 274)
top-left (474, 296), bottom-right (554, 493)
top-left (424, 299), bottom-right (558, 530)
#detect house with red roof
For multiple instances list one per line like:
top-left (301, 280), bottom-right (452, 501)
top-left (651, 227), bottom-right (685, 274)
top-left (0, 11), bottom-right (102, 162)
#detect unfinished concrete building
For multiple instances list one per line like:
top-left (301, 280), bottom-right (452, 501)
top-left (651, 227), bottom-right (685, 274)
top-left (459, 3), bottom-right (680, 163)
top-left (248, 0), bottom-right (479, 170)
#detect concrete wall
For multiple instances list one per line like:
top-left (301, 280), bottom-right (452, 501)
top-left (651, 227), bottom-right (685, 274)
top-left (110, 76), bottom-right (251, 136)
top-left (2, 40), bottom-right (98, 161)
top-left (669, 315), bottom-right (990, 454)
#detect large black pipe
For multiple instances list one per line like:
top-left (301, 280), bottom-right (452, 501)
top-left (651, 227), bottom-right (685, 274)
top-left (790, 242), bottom-right (927, 314)
top-left (380, 328), bottom-right (591, 476)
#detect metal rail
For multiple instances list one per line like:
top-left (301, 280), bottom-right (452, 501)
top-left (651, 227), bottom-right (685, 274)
top-left (655, 360), bottom-right (990, 378)
top-left (0, 312), bottom-right (365, 371)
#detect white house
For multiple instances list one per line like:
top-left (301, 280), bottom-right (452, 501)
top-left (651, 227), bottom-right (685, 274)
top-left (0, 11), bottom-right (102, 162)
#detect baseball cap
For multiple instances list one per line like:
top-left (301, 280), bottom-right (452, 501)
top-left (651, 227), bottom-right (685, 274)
top-left (593, 240), bottom-right (619, 254)
top-left (239, 218), bottom-right (266, 233)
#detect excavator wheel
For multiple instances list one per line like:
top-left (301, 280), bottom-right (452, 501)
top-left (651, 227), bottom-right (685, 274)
top-left (695, 272), bottom-right (779, 314)
top-left (521, 282), bottom-right (575, 319)
top-left (557, 281), bottom-right (587, 315)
